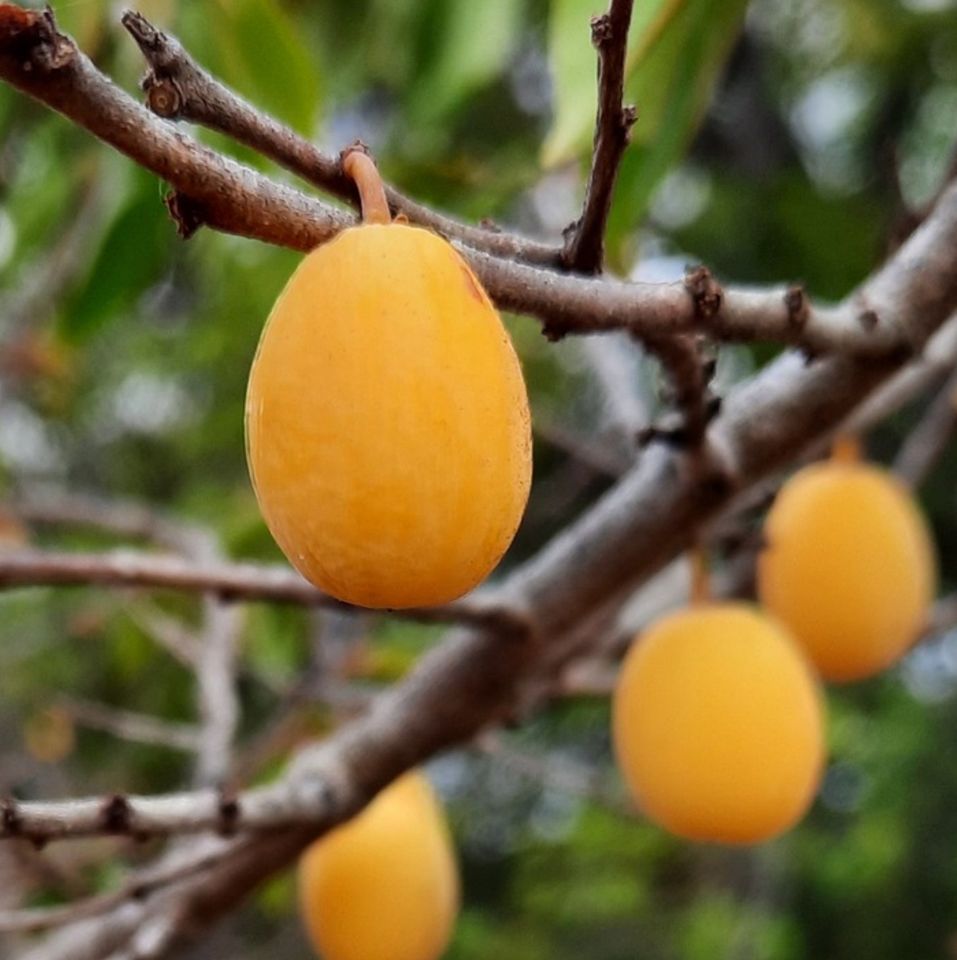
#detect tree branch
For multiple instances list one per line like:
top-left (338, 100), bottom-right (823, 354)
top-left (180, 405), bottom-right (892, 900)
top-left (59, 698), bottom-right (202, 753)
top-left (562, 0), bottom-right (637, 272)
top-left (5, 3), bottom-right (957, 954)
top-left (0, 548), bottom-right (522, 631)
top-left (0, 5), bottom-right (349, 248)
top-left (0, 5), bottom-right (926, 359)
top-left (118, 10), bottom-right (563, 269)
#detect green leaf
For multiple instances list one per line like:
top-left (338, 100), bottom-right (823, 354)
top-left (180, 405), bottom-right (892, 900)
top-left (207, 0), bottom-right (322, 135)
top-left (405, 0), bottom-right (524, 124)
top-left (62, 168), bottom-right (172, 341)
top-left (606, 0), bottom-right (749, 249)
top-left (543, 0), bottom-right (680, 167)
top-left (544, 0), bottom-right (748, 243)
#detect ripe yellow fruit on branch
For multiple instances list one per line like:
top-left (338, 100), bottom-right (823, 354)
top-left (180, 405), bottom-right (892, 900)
top-left (758, 452), bottom-right (936, 682)
top-left (245, 223), bottom-right (532, 609)
top-left (298, 772), bottom-right (459, 960)
top-left (612, 603), bottom-right (825, 844)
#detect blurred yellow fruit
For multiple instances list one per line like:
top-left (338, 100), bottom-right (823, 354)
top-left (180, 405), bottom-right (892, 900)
top-left (612, 603), bottom-right (825, 844)
top-left (758, 454), bottom-right (936, 681)
top-left (245, 223), bottom-right (532, 609)
top-left (298, 772), bottom-right (459, 960)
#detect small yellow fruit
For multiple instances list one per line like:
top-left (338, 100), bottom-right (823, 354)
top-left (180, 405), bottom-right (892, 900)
top-left (298, 772), bottom-right (459, 960)
top-left (245, 223), bottom-right (532, 609)
top-left (612, 603), bottom-right (825, 844)
top-left (758, 457), bottom-right (936, 681)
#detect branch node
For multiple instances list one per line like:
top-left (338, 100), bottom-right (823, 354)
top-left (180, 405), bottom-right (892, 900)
top-left (858, 308), bottom-right (880, 331)
top-left (102, 794), bottom-right (133, 833)
top-left (590, 13), bottom-right (613, 46)
top-left (0, 4), bottom-right (71, 71)
top-left (541, 320), bottom-right (569, 343)
top-left (164, 191), bottom-right (206, 239)
top-left (684, 265), bottom-right (723, 322)
top-left (621, 104), bottom-right (638, 136)
top-left (636, 420), bottom-right (690, 449)
top-left (217, 787), bottom-right (241, 837)
top-left (1, 797), bottom-right (21, 836)
top-left (142, 73), bottom-right (183, 118)
top-left (784, 284), bottom-right (809, 330)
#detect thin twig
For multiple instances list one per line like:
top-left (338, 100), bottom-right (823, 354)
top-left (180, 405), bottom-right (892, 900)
top-left (10, 489), bottom-right (214, 556)
top-left (893, 366), bottom-right (957, 488)
top-left (59, 698), bottom-right (202, 753)
top-left (193, 598), bottom-right (241, 786)
top-left (122, 602), bottom-right (200, 668)
top-left (119, 9), bottom-right (562, 268)
top-left (562, 0), bottom-right (637, 273)
top-left (0, 844), bottom-right (227, 934)
top-left (639, 333), bottom-right (719, 450)
top-left (0, 548), bottom-right (524, 631)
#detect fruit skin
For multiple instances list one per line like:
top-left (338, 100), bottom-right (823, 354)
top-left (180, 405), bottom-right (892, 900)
top-left (245, 223), bottom-right (532, 609)
top-left (758, 459), bottom-right (936, 682)
top-left (612, 603), bottom-right (825, 844)
top-left (297, 772), bottom-right (459, 960)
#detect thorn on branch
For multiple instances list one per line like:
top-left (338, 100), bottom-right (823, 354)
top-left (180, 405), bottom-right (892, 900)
top-left (165, 191), bottom-right (206, 239)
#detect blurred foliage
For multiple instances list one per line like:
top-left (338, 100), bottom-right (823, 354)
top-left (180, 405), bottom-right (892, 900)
top-left (2, 0), bottom-right (957, 958)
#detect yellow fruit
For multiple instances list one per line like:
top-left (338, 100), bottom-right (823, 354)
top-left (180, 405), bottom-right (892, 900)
top-left (758, 456), bottom-right (936, 681)
top-left (245, 223), bottom-right (532, 609)
top-left (298, 772), bottom-right (459, 960)
top-left (612, 603), bottom-right (825, 844)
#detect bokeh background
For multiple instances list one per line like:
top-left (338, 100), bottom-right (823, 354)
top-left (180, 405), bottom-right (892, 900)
top-left (2, 0), bottom-right (957, 957)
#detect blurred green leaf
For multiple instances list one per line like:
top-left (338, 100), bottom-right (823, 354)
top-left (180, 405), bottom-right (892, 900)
top-left (62, 167), bottom-right (172, 341)
top-left (545, 0), bottom-right (748, 255)
top-left (606, 0), bottom-right (749, 253)
top-left (207, 0), bottom-right (322, 134)
top-left (405, 0), bottom-right (524, 124)
top-left (543, 0), bottom-right (676, 167)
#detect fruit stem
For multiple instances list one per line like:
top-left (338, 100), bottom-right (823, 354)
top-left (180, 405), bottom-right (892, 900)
top-left (342, 150), bottom-right (391, 225)
top-left (689, 545), bottom-right (711, 606)
top-left (831, 434), bottom-right (861, 464)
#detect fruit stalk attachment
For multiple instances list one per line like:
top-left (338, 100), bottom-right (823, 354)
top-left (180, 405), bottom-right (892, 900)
top-left (689, 544), bottom-right (710, 606)
top-left (343, 149), bottom-right (392, 225)
top-left (831, 434), bottom-right (861, 464)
